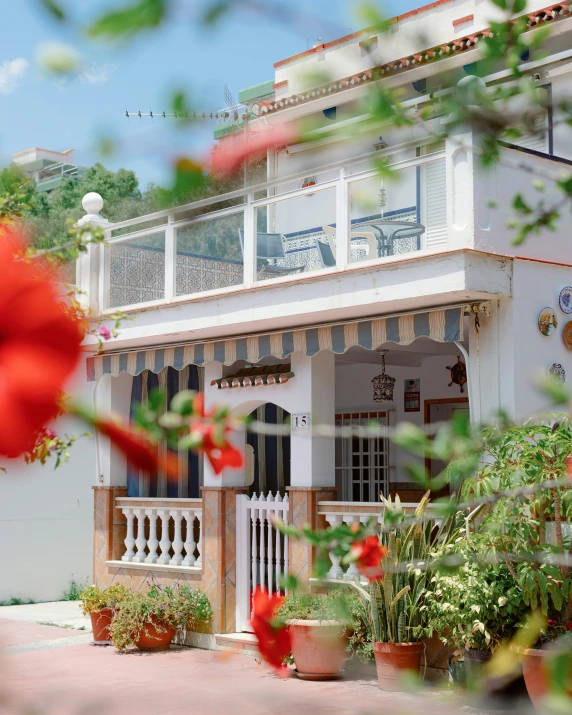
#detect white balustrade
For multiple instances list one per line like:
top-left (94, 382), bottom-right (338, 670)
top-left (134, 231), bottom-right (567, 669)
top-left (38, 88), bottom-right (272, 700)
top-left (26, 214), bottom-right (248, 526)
top-left (318, 501), bottom-right (430, 581)
top-left (117, 499), bottom-right (202, 570)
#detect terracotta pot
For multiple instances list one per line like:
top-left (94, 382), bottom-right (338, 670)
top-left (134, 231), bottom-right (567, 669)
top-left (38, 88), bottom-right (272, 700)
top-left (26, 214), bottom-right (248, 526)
top-left (515, 646), bottom-right (572, 712)
top-left (287, 620), bottom-right (347, 680)
top-left (372, 641), bottom-right (423, 691)
top-left (90, 608), bottom-right (114, 645)
top-left (135, 620), bottom-right (177, 651)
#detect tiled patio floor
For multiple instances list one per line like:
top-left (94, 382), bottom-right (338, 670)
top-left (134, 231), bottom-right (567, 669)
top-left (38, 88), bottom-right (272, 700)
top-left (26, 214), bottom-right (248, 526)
top-left (0, 616), bottom-right (531, 715)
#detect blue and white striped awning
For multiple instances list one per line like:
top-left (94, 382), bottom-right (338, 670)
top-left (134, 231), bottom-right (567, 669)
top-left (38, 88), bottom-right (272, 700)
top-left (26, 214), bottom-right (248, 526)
top-left (87, 306), bottom-right (464, 381)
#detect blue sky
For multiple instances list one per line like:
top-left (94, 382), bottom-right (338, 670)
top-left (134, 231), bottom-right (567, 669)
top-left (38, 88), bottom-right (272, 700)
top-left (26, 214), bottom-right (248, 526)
top-left (1, 0), bottom-right (423, 190)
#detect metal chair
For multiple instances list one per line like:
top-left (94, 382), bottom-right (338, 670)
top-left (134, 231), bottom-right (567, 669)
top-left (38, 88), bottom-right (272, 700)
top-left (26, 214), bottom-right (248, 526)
top-left (237, 229), bottom-right (303, 277)
top-left (315, 237), bottom-right (336, 268)
top-left (321, 225), bottom-right (379, 261)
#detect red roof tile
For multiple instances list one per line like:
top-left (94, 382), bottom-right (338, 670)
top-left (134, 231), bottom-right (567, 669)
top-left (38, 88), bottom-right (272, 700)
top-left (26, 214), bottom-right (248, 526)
top-left (254, 4), bottom-right (570, 118)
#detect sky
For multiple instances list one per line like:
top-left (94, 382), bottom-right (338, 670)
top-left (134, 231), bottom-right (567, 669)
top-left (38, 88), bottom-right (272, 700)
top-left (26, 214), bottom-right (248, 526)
top-left (0, 0), bottom-right (424, 191)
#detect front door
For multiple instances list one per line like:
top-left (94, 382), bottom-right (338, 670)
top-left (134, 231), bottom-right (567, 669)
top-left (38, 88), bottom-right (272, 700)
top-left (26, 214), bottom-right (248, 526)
top-left (335, 411), bottom-right (390, 502)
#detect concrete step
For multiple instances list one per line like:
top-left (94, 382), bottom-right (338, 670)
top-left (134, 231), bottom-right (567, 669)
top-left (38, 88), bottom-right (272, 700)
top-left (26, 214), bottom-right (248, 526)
top-left (215, 632), bottom-right (259, 657)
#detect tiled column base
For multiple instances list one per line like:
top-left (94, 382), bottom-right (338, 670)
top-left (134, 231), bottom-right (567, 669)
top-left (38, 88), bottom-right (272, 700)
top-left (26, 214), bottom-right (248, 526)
top-left (287, 487), bottom-right (337, 588)
top-left (92, 485), bottom-right (127, 588)
top-left (201, 486), bottom-right (248, 634)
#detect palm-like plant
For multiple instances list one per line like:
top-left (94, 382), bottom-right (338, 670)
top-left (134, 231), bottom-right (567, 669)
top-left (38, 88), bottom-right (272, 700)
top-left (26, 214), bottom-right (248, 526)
top-left (349, 494), bottom-right (462, 644)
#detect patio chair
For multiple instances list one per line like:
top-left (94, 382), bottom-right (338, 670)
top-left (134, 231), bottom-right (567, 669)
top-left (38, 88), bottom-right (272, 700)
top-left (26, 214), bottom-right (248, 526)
top-left (238, 229), bottom-right (304, 278)
top-left (321, 225), bottom-right (379, 261)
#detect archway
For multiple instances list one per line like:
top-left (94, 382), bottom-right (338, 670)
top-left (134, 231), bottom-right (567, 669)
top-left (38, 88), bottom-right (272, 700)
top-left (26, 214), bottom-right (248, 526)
top-left (246, 402), bottom-right (290, 496)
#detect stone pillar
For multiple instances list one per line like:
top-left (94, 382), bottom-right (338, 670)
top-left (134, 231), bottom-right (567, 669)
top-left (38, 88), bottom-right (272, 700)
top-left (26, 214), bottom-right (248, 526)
top-left (201, 486), bottom-right (248, 634)
top-left (92, 485), bottom-right (127, 588)
top-left (287, 487), bottom-right (337, 588)
top-left (76, 192), bottom-right (110, 315)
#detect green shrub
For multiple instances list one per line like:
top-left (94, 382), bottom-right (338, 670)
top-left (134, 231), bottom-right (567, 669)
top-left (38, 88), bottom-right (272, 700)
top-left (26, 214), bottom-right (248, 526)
top-left (108, 584), bottom-right (212, 651)
top-left (79, 583), bottom-right (130, 616)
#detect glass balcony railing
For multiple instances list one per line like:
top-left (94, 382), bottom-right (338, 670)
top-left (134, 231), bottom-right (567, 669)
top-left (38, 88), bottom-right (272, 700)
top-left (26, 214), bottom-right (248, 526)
top-left (101, 147), bottom-right (447, 312)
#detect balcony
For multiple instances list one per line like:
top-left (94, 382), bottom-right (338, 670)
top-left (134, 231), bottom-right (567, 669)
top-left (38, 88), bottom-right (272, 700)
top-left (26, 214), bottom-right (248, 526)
top-left (99, 144), bottom-right (447, 314)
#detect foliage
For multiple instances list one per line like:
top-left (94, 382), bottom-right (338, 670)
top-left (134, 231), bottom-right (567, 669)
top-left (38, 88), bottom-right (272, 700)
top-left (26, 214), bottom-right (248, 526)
top-left (108, 584), bottom-right (213, 651)
top-left (345, 495), bottom-right (463, 644)
top-left (79, 583), bottom-right (130, 614)
top-left (462, 419), bottom-right (572, 624)
top-left (421, 549), bottom-right (528, 651)
top-left (24, 427), bottom-right (90, 469)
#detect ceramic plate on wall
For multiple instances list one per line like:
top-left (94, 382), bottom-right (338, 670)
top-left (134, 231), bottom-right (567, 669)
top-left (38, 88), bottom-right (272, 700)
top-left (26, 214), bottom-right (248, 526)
top-left (559, 287), bottom-right (572, 314)
top-left (564, 321), bottom-right (572, 351)
top-left (538, 307), bottom-right (558, 336)
top-left (549, 363), bottom-right (566, 384)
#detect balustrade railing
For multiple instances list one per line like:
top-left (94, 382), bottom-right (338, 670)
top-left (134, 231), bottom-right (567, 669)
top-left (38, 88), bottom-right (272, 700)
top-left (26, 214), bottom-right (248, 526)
top-left (116, 497), bottom-right (202, 570)
top-left (317, 500), bottom-right (436, 581)
top-left (99, 143), bottom-right (447, 312)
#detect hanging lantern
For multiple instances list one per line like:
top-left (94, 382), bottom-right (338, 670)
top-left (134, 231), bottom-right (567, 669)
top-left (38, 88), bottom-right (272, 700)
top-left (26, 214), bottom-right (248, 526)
top-left (372, 350), bottom-right (395, 402)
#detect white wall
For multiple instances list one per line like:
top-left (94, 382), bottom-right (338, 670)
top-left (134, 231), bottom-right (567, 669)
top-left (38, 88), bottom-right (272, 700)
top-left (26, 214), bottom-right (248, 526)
top-left (0, 359), bottom-right (96, 602)
top-left (335, 353), bottom-right (466, 480)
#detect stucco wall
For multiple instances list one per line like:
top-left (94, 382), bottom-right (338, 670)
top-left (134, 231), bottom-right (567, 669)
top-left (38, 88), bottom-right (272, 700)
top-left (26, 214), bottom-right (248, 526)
top-left (0, 359), bottom-right (96, 602)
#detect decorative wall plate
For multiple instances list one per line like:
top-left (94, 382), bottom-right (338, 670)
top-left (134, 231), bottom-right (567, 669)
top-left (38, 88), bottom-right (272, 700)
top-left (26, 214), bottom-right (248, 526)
top-left (559, 287), bottom-right (572, 314)
top-left (549, 363), bottom-right (566, 384)
top-left (563, 321), bottom-right (572, 351)
top-left (538, 307), bottom-right (558, 336)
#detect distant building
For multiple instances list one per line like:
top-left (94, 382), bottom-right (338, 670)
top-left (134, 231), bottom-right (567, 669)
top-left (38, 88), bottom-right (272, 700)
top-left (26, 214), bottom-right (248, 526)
top-left (12, 147), bottom-right (87, 193)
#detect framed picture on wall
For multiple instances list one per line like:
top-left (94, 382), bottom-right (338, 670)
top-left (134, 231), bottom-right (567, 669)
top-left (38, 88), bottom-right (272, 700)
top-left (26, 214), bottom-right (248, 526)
top-left (404, 379), bottom-right (420, 412)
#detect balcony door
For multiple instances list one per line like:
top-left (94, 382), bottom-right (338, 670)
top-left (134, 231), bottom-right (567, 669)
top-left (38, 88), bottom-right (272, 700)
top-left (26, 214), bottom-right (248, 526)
top-left (335, 411), bottom-right (391, 502)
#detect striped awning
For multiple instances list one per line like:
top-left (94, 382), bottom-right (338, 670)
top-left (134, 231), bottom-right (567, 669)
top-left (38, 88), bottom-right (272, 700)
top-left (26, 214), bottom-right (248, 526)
top-left (87, 306), bottom-right (464, 381)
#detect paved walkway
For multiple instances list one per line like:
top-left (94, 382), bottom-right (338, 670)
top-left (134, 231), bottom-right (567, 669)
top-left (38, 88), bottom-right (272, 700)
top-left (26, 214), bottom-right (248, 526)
top-left (0, 600), bottom-right (91, 631)
top-left (0, 605), bottom-right (532, 714)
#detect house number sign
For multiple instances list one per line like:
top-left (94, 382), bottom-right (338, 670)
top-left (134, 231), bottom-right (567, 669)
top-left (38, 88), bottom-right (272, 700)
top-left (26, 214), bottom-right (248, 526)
top-left (291, 413), bottom-right (311, 430)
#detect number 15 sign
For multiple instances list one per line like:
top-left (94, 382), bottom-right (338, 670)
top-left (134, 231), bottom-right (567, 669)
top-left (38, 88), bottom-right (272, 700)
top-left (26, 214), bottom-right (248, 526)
top-left (291, 413), bottom-right (311, 430)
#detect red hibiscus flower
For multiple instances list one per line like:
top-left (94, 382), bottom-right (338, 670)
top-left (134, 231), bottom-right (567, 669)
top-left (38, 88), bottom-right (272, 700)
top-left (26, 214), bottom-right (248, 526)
top-left (350, 536), bottom-right (389, 583)
top-left (250, 588), bottom-right (291, 674)
top-left (0, 227), bottom-right (83, 458)
top-left (210, 125), bottom-right (297, 176)
top-left (188, 393), bottom-right (243, 474)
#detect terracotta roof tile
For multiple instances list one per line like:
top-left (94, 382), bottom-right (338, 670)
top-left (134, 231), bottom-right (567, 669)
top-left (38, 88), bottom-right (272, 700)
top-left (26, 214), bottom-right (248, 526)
top-left (253, 4), bottom-right (570, 118)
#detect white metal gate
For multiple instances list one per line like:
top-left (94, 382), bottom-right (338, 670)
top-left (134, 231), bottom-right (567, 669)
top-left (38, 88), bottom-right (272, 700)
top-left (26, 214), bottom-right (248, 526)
top-left (235, 492), bottom-right (289, 632)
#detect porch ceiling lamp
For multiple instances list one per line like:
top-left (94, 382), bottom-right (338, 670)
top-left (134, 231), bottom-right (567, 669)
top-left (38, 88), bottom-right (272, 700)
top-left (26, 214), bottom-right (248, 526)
top-left (372, 349), bottom-right (396, 402)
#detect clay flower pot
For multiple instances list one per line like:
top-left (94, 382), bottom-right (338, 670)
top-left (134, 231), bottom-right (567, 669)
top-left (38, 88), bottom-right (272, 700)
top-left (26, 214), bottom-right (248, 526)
top-left (514, 646), bottom-right (572, 712)
top-left (287, 620), bottom-right (347, 680)
top-left (372, 641), bottom-right (423, 691)
top-left (135, 619), bottom-right (177, 651)
top-left (90, 608), bottom-right (114, 645)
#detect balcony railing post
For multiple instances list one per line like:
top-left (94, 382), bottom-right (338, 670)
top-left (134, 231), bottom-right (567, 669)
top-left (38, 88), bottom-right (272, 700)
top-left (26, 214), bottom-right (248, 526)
top-left (336, 167), bottom-right (350, 270)
top-left (243, 192), bottom-right (255, 288)
top-left (164, 214), bottom-right (176, 302)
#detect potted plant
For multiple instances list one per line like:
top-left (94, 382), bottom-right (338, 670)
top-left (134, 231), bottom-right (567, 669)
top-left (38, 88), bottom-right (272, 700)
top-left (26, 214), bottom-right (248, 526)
top-left (109, 584), bottom-right (212, 651)
top-left (276, 591), bottom-right (355, 679)
top-left (348, 495), bottom-right (461, 691)
top-left (463, 420), bottom-right (572, 707)
top-left (79, 584), bottom-right (129, 645)
top-left (421, 555), bottom-right (527, 687)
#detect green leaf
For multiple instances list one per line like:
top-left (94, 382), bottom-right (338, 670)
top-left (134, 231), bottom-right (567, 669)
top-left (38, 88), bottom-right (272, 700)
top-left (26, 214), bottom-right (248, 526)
top-left (87, 0), bottom-right (167, 40)
top-left (490, 0), bottom-right (507, 9)
top-left (202, 1), bottom-right (230, 25)
top-left (39, 0), bottom-right (66, 21)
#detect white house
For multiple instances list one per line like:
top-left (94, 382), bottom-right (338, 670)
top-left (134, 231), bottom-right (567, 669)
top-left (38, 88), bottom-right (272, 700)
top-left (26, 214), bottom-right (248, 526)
top-left (72, 0), bottom-right (572, 640)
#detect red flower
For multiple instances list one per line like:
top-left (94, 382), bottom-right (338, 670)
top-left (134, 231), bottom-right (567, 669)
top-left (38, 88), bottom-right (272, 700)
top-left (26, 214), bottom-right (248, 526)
top-left (0, 227), bottom-right (83, 458)
top-left (189, 394), bottom-right (243, 475)
top-left (350, 536), bottom-right (389, 583)
top-left (93, 418), bottom-right (179, 478)
top-left (250, 588), bottom-right (291, 674)
top-left (210, 125), bottom-right (297, 176)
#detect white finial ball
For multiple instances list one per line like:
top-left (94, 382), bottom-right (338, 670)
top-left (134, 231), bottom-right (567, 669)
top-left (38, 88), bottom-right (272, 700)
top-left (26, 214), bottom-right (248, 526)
top-left (456, 75), bottom-right (487, 108)
top-left (82, 192), bottom-right (104, 215)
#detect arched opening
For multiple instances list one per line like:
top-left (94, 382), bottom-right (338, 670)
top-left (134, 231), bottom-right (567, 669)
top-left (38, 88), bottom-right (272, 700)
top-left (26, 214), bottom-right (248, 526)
top-left (246, 402), bottom-right (290, 496)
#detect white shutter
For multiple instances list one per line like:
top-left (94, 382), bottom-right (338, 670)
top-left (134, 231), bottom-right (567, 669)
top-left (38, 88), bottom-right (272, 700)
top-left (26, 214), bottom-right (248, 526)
top-left (423, 158), bottom-right (447, 249)
top-left (511, 110), bottom-right (549, 153)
